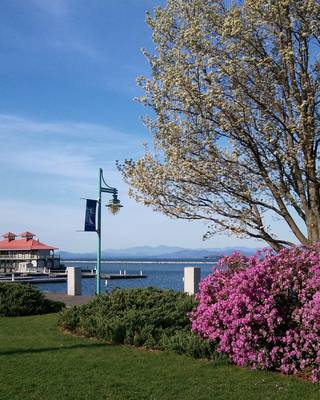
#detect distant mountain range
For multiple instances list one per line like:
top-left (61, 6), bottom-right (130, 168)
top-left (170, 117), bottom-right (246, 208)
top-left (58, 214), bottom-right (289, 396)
top-left (59, 245), bottom-right (260, 260)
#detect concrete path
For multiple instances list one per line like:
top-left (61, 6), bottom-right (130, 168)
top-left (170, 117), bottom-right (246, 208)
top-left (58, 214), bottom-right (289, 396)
top-left (44, 292), bottom-right (93, 307)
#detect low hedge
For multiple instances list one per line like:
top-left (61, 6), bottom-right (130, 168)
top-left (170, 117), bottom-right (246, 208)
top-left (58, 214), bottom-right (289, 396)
top-left (58, 287), bottom-right (218, 359)
top-left (0, 282), bottom-right (64, 316)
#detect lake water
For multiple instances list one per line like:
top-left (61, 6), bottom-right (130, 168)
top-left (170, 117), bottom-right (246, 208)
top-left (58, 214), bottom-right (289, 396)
top-left (36, 261), bottom-right (217, 296)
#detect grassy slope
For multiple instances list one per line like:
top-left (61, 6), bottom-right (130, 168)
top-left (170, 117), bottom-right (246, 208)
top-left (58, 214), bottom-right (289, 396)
top-left (0, 314), bottom-right (319, 400)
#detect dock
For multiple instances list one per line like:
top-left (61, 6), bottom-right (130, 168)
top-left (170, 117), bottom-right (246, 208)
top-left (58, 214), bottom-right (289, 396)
top-left (82, 273), bottom-right (147, 280)
top-left (0, 276), bottom-right (66, 284)
top-left (0, 271), bottom-right (147, 284)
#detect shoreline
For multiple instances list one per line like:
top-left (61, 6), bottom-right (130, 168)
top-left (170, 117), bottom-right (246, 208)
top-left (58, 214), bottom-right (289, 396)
top-left (63, 260), bottom-right (216, 265)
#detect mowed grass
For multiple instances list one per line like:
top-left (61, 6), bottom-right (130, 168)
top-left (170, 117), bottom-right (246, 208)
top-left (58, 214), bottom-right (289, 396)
top-left (0, 314), bottom-right (319, 400)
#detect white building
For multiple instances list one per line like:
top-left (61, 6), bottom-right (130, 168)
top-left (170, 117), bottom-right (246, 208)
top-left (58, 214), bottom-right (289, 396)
top-left (0, 232), bottom-right (61, 273)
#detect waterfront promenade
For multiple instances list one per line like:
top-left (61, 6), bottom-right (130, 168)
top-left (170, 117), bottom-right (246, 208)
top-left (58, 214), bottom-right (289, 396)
top-left (44, 292), bottom-right (92, 307)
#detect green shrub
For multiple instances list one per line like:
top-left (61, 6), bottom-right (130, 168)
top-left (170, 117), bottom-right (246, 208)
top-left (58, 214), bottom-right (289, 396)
top-left (58, 287), bottom-right (218, 359)
top-left (160, 331), bottom-right (221, 360)
top-left (0, 282), bottom-right (64, 316)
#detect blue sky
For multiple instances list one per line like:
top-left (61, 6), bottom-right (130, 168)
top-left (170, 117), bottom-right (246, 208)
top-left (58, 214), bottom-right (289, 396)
top-left (0, 0), bottom-right (270, 252)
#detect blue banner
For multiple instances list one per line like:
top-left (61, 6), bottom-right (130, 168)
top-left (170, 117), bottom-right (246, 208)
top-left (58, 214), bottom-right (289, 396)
top-left (84, 199), bottom-right (97, 231)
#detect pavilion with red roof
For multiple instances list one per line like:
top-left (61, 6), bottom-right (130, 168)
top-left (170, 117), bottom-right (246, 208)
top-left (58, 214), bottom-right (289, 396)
top-left (0, 232), bottom-right (61, 273)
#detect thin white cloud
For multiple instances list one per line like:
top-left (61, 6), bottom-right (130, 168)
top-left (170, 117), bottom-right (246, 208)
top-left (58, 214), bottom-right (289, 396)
top-left (0, 112), bottom-right (262, 252)
top-left (0, 114), bottom-right (138, 141)
top-left (0, 114), bottom-right (146, 197)
top-left (0, 114), bottom-right (240, 252)
top-left (5, 149), bottom-right (96, 180)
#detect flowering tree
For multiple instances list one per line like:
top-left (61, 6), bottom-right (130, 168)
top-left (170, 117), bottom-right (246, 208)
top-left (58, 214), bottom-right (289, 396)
top-left (120, 0), bottom-right (320, 250)
top-left (190, 246), bottom-right (320, 382)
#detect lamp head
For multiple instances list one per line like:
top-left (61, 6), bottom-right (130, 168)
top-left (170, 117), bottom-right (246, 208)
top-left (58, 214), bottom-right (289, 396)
top-left (106, 192), bottom-right (123, 215)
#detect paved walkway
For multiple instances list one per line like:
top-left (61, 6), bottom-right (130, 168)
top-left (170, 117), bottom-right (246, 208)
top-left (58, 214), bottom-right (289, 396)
top-left (44, 292), bottom-right (93, 307)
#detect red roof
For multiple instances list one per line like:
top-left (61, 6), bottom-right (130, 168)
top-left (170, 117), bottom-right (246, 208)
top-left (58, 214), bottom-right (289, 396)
top-left (0, 233), bottom-right (58, 251)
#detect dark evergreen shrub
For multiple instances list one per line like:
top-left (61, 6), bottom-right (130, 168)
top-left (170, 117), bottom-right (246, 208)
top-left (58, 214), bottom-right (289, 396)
top-left (58, 287), bottom-right (218, 359)
top-left (0, 282), bottom-right (64, 316)
top-left (160, 331), bottom-right (220, 360)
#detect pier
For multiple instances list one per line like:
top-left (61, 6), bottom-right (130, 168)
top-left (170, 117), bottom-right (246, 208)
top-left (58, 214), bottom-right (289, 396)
top-left (0, 275), bottom-right (66, 284)
top-left (81, 271), bottom-right (147, 280)
top-left (0, 270), bottom-right (147, 284)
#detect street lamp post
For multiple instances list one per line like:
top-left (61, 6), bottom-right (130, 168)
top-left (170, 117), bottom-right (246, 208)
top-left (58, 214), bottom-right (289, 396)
top-left (96, 168), bottom-right (122, 295)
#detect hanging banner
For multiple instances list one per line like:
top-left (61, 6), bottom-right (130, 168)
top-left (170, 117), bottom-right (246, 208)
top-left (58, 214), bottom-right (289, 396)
top-left (84, 199), bottom-right (97, 231)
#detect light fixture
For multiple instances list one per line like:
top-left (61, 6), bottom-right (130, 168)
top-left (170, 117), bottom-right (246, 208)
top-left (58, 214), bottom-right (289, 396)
top-left (106, 194), bottom-right (123, 215)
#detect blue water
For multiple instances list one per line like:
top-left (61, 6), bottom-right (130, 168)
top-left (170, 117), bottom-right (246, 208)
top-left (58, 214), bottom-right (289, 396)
top-left (36, 261), bottom-right (216, 295)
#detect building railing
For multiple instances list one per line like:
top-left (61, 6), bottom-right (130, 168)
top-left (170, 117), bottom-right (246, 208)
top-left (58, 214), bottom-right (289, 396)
top-left (0, 254), bottom-right (60, 260)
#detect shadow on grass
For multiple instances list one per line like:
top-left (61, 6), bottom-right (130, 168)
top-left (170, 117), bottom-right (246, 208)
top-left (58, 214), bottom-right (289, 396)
top-left (0, 343), bottom-right (110, 356)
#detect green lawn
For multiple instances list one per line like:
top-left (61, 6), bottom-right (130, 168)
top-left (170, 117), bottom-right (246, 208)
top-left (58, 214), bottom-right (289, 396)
top-left (0, 314), bottom-right (319, 400)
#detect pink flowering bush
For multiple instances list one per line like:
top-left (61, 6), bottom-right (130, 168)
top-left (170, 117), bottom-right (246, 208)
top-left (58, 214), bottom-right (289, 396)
top-left (190, 246), bottom-right (320, 382)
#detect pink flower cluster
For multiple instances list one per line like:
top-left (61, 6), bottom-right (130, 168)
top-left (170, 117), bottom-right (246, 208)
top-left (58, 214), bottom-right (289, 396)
top-left (190, 246), bottom-right (320, 382)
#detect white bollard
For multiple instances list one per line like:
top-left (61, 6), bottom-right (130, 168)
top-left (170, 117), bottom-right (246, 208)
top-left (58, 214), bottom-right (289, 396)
top-left (184, 267), bottom-right (201, 295)
top-left (67, 267), bottom-right (82, 296)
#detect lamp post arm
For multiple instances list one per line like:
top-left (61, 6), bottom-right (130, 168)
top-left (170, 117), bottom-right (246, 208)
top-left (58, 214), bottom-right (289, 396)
top-left (101, 188), bottom-right (116, 194)
top-left (101, 171), bottom-right (116, 191)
